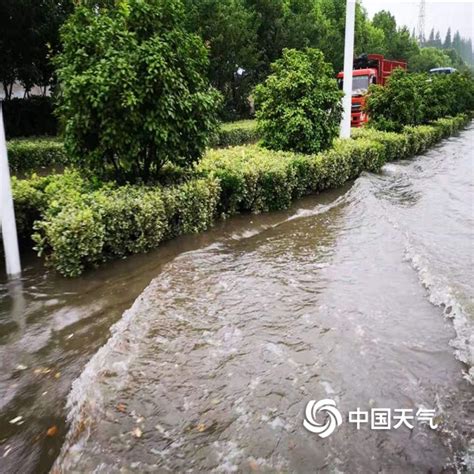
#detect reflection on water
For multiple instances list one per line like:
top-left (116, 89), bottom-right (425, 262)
top-left (1, 125), bottom-right (473, 473)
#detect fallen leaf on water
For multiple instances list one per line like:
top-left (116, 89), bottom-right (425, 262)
top-left (46, 426), bottom-right (58, 437)
top-left (249, 459), bottom-right (259, 471)
top-left (132, 427), bottom-right (142, 438)
top-left (196, 423), bottom-right (207, 432)
top-left (3, 446), bottom-right (12, 458)
top-left (9, 416), bottom-right (23, 425)
top-left (34, 367), bottom-right (52, 375)
top-left (54, 372), bottom-right (61, 379)
top-left (116, 403), bottom-right (127, 413)
top-left (16, 364), bottom-right (28, 371)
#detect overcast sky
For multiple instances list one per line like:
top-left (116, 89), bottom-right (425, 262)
top-left (360, 0), bottom-right (473, 41)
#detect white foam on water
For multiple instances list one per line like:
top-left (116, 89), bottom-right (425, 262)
top-left (404, 236), bottom-right (474, 384)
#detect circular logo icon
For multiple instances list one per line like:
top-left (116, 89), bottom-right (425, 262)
top-left (303, 399), bottom-right (342, 438)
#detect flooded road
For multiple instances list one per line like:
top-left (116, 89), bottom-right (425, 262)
top-left (54, 125), bottom-right (473, 472)
top-left (1, 125), bottom-right (473, 473)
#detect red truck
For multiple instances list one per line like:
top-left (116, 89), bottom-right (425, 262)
top-left (336, 54), bottom-right (407, 127)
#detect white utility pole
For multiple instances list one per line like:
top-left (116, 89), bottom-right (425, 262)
top-left (340, 0), bottom-right (356, 139)
top-left (0, 102), bottom-right (21, 277)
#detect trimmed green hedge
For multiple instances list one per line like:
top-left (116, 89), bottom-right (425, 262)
top-left (10, 113), bottom-right (470, 277)
top-left (197, 138), bottom-right (385, 215)
top-left (353, 114), bottom-right (469, 157)
top-left (210, 120), bottom-right (259, 148)
top-left (7, 138), bottom-right (67, 174)
top-left (11, 170), bottom-right (220, 277)
top-left (7, 121), bottom-right (259, 175)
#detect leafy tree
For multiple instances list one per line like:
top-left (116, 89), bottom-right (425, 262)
top-left (254, 48), bottom-right (342, 154)
top-left (55, 0), bottom-right (221, 182)
top-left (372, 10), bottom-right (397, 40)
top-left (366, 69), bottom-right (474, 131)
top-left (409, 47), bottom-right (452, 72)
top-left (247, 0), bottom-right (287, 78)
top-left (443, 48), bottom-right (468, 71)
top-left (389, 26), bottom-right (419, 61)
top-left (434, 31), bottom-right (443, 48)
top-left (426, 28), bottom-right (435, 47)
top-left (183, 0), bottom-right (259, 119)
top-left (358, 22), bottom-right (386, 55)
top-left (247, 0), bottom-right (328, 77)
top-left (444, 27), bottom-right (452, 49)
top-left (0, 0), bottom-right (72, 98)
top-left (452, 30), bottom-right (462, 53)
top-left (365, 69), bottom-right (426, 132)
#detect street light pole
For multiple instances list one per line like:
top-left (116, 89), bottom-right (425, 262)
top-left (340, 0), bottom-right (356, 139)
top-left (0, 101), bottom-right (21, 277)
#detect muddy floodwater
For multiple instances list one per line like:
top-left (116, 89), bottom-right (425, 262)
top-left (1, 125), bottom-right (474, 473)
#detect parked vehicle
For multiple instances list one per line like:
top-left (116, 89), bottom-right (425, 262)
top-left (337, 54), bottom-right (407, 127)
top-left (429, 67), bottom-right (457, 75)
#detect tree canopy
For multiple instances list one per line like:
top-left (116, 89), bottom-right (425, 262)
top-left (1, 0), bottom-right (473, 118)
top-left (55, 0), bottom-right (221, 182)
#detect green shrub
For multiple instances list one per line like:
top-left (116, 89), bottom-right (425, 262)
top-left (355, 113), bottom-right (470, 157)
top-left (7, 138), bottom-right (67, 174)
top-left (211, 120), bottom-right (259, 148)
top-left (6, 121), bottom-right (258, 176)
top-left (198, 138), bottom-right (385, 215)
top-left (2, 97), bottom-right (58, 139)
top-left (254, 48), bottom-right (343, 154)
top-left (34, 205), bottom-right (105, 278)
top-left (197, 146), bottom-right (300, 214)
top-left (366, 69), bottom-right (474, 131)
top-left (163, 177), bottom-right (221, 238)
top-left (365, 69), bottom-right (426, 132)
top-left (431, 113), bottom-right (470, 137)
top-left (92, 187), bottom-right (167, 258)
top-left (55, 0), bottom-right (221, 183)
top-left (352, 128), bottom-right (411, 161)
top-left (29, 174), bottom-right (219, 277)
top-left (11, 114), bottom-right (469, 277)
top-left (11, 175), bottom-right (49, 240)
top-left (402, 125), bottom-right (439, 155)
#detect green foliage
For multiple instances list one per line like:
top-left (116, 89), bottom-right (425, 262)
top-left (211, 120), bottom-right (259, 147)
top-left (353, 113), bottom-right (470, 157)
top-left (10, 175), bottom-right (49, 239)
top-left (198, 137), bottom-right (389, 215)
top-left (2, 97), bottom-right (58, 139)
top-left (34, 205), bottom-right (105, 277)
top-left (366, 69), bottom-right (474, 131)
top-left (197, 146), bottom-right (300, 214)
top-left (254, 48), bottom-right (343, 154)
top-left (183, 0), bottom-right (259, 120)
top-left (0, 0), bottom-right (73, 98)
top-left (55, 0), bottom-right (221, 182)
top-left (409, 47), bottom-right (453, 72)
top-left (351, 128), bottom-right (410, 162)
top-left (6, 121), bottom-right (260, 176)
top-left (372, 10), bottom-right (419, 62)
top-left (162, 177), bottom-right (221, 237)
top-left (12, 114), bottom-right (469, 277)
top-left (365, 69), bottom-right (426, 132)
top-left (11, 169), bottom-right (219, 276)
top-left (7, 137), bottom-right (66, 173)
